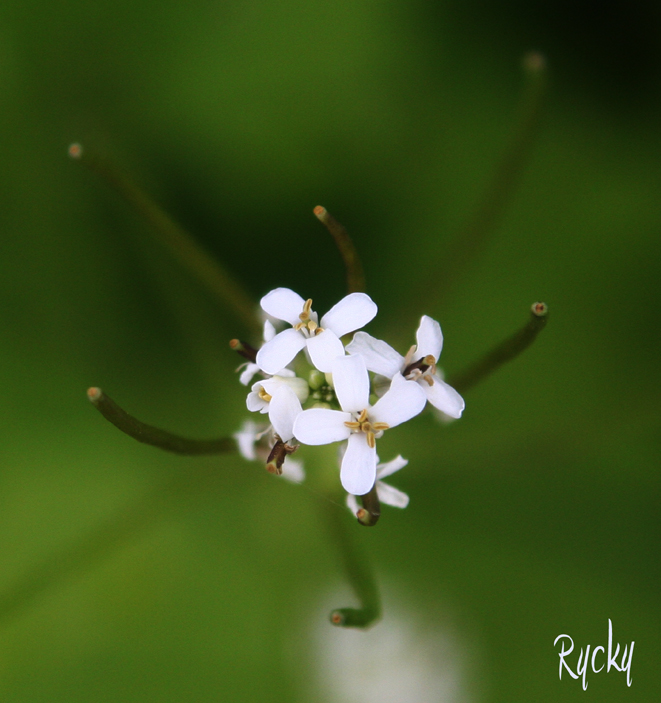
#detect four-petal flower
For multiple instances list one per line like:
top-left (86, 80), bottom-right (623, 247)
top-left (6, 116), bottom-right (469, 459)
top-left (346, 315), bottom-right (465, 418)
top-left (293, 354), bottom-right (426, 495)
top-left (256, 288), bottom-right (377, 374)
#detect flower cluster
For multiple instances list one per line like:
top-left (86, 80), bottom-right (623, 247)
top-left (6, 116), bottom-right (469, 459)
top-left (233, 287), bottom-right (464, 513)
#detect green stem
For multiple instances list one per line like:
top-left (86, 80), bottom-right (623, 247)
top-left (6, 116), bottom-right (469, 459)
top-left (88, 387), bottom-right (236, 455)
top-left (313, 206), bottom-right (366, 294)
top-left (0, 466), bottom-right (222, 628)
top-left (448, 302), bottom-right (548, 394)
top-left (68, 143), bottom-right (260, 337)
top-left (324, 502), bottom-right (381, 628)
top-left (416, 53), bottom-right (549, 312)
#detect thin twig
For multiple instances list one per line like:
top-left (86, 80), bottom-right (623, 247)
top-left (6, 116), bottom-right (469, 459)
top-left (415, 53), bottom-right (549, 312)
top-left (313, 206), bottom-right (366, 294)
top-left (447, 302), bottom-right (548, 394)
top-left (68, 143), bottom-right (260, 337)
top-left (87, 387), bottom-right (236, 455)
top-left (0, 466), bottom-right (222, 628)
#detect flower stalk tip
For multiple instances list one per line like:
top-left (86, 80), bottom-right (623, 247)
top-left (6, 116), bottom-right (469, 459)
top-left (68, 142), bottom-right (83, 159)
top-left (313, 206), bottom-right (366, 294)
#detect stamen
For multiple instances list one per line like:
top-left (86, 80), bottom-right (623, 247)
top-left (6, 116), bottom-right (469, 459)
top-left (366, 431), bottom-right (376, 448)
top-left (299, 298), bottom-right (313, 322)
top-left (307, 320), bottom-right (318, 333)
top-left (258, 387), bottom-right (272, 402)
top-left (372, 422), bottom-right (390, 432)
top-left (357, 409), bottom-right (369, 423)
top-left (344, 421), bottom-right (361, 430)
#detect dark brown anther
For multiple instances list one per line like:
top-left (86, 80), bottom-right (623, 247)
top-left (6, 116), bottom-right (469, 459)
top-left (229, 339), bottom-right (258, 363)
top-left (402, 356), bottom-right (431, 378)
top-left (265, 438), bottom-right (297, 475)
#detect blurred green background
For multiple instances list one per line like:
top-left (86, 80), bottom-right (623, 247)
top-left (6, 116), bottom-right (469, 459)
top-left (1, 0), bottom-right (659, 701)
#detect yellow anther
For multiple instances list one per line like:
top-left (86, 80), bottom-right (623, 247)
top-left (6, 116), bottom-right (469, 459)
top-left (299, 298), bottom-right (313, 322)
top-left (307, 320), bottom-right (318, 333)
top-left (423, 354), bottom-right (436, 366)
top-left (344, 421), bottom-right (361, 430)
top-left (357, 409), bottom-right (369, 423)
top-left (258, 387), bottom-right (272, 402)
top-left (424, 375), bottom-right (434, 386)
top-left (366, 431), bottom-right (376, 448)
top-left (372, 422), bottom-right (390, 432)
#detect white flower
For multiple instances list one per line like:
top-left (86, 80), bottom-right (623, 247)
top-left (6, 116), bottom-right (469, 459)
top-left (256, 288), bottom-right (378, 374)
top-left (293, 355), bottom-right (426, 495)
top-left (346, 454), bottom-right (410, 514)
top-left (233, 420), bottom-right (304, 482)
top-left (246, 376), bottom-right (306, 442)
top-left (346, 315), bottom-right (465, 418)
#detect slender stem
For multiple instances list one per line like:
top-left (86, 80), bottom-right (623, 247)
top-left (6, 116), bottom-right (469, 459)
top-left (324, 502), bottom-right (381, 628)
top-left (68, 143), bottom-right (260, 337)
top-left (313, 206), bottom-right (366, 294)
top-left (0, 466), bottom-right (221, 628)
top-left (87, 387), bottom-right (236, 455)
top-left (448, 302), bottom-right (548, 394)
top-left (416, 53), bottom-right (549, 311)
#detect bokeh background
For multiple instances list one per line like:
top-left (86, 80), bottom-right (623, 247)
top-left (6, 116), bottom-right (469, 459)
top-left (1, 1), bottom-right (659, 701)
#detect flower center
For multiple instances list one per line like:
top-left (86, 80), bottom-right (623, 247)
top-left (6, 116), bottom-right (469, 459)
top-left (344, 408), bottom-right (390, 448)
top-left (293, 298), bottom-right (324, 337)
top-left (403, 353), bottom-right (437, 386)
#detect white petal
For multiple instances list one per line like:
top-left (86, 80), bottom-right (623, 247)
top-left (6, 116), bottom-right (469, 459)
top-left (305, 329), bottom-right (345, 373)
top-left (332, 354), bottom-right (370, 413)
top-left (370, 373), bottom-right (427, 428)
top-left (293, 408), bottom-right (352, 445)
top-left (376, 454), bottom-right (409, 479)
top-left (345, 492), bottom-right (360, 515)
top-left (268, 385), bottom-right (303, 442)
top-left (415, 315), bottom-right (443, 361)
top-left (320, 292), bottom-right (378, 338)
top-left (239, 362), bottom-right (260, 386)
top-left (424, 379), bottom-right (465, 418)
top-left (256, 329), bottom-right (306, 375)
top-left (263, 318), bottom-right (277, 342)
top-left (246, 390), bottom-right (268, 413)
top-left (260, 288), bottom-right (306, 326)
top-left (233, 421), bottom-right (259, 461)
top-left (346, 332), bottom-right (404, 378)
top-left (376, 480), bottom-right (409, 508)
top-left (281, 458), bottom-right (305, 483)
top-left (340, 433), bottom-right (377, 495)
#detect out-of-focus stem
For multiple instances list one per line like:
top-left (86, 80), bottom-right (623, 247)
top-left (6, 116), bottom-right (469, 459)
top-left (313, 206), bottom-right (366, 294)
top-left (68, 143), bottom-right (260, 337)
top-left (325, 502), bottom-right (381, 628)
top-left (87, 387), bottom-right (236, 455)
top-left (448, 302), bottom-right (548, 394)
top-left (0, 465), bottom-right (222, 628)
top-left (419, 52), bottom-right (549, 310)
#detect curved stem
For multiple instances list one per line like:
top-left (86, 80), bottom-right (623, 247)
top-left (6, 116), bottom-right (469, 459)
top-left (448, 302), bottom-right (548, 394)
top-left (414, 53), bottom-right (549, 313)
top-left (313, 206), bottom-right (366, 294)
top-left (68, 143), bottom-right (260, 337)
top-left (324, 502), bottom-right (381, 628)
top-left (88, 387), bottom-right (236, 455)
top-left (0, 466), bottom-right (222, 628)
